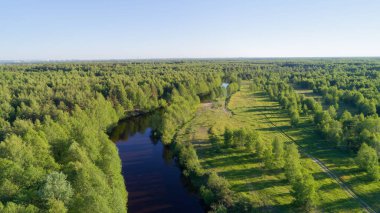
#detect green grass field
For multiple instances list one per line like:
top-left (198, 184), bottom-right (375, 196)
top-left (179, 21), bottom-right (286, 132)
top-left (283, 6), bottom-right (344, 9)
top-left (176, 82), bottom-right (369, 212)
top-left (289, 93), bottom-right (380, 212)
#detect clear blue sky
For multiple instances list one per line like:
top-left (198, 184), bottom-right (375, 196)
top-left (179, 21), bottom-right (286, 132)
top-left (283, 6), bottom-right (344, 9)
top-left (1, 0), bottom-right (379, 60)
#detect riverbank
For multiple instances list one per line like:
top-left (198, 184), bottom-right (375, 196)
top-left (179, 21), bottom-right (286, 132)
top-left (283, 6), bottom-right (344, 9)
top-left (110, 111), bottom-right (204, 212)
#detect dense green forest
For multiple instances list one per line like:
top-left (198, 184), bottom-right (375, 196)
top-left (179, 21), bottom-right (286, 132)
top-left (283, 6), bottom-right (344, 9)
top-left (1, 59), bottom-right (380, 212)
top-left (0, 62), bottom-right (224, 212)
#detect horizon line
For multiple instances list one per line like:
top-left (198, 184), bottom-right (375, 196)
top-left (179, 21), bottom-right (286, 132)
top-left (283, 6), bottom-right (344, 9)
top-left (1, 56), bottom-right (380, 63)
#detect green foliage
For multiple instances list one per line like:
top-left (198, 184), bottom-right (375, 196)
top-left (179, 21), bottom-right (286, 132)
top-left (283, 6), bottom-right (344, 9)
top-left (284, 144), bottom-right (317, 209)
top-left (272, 137), bottom-right (285, 169)
top-left (207, 172), bottom-right (234, 207)
top-left (356, 143), bottom-right (380, 181)
top-left (161, 87), bottom-right (200, 144)
top-left (0, 202), bottom-right (39, 213)
top-left (47, 199), bottom-right (68, 213)
top-left (39, 172), bottom-right (73, 204)
top-left (290, 109), bottom-right (300, 126)
top-left (227, 82), bottom-right (239, 97)
top-left (210, 203), bottom-right (228, 213)
top-left (200, 185), bottom-right (215, 205)
top-left (264, 141), bottom-right (274, 168)
top-left (292, 168), bottom-right (317, 210)
top-left (224, 128), bottom-right (234, 147)
top-left (284, 143), bottom-right (302, 183)
top-left (0, 62), bottom-right (226, 211)
top-left (209, 132), bottom-right (222, 151)
top-left (4, 59), bottom-right (380, 212)
top-left (175, 142), bottom-right (202, 177)
top-left (255, 138), bottom-right (266, 158)
top-left (223, 128), bottom-right (260, 149)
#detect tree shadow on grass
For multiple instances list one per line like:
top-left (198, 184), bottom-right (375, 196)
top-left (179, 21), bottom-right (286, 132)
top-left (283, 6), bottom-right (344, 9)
top-left (356, 190), bottom-right (380, 211)
top-left (266, 119), bottom-right (290, 124)
top-left (191, 139), bottom-right (209, 146)
top-left (244, 107), bottom-right (267, 113)
top-left (344, 171), bottom-right (377, 188)
top-left (232, 178), bottom-right (289, 192)
top-left (257, 125), bottom-right (292, 132)
top-left (312, 171), bottom-right (330, 181)
top-left (319, 196), bottom-right (366, 212)
top-left (219, 167), bottom-right (263, 181)
top-left (200, 152), bottom-right (260, 169)
top-left (318, 182), bottom-right (340, 191)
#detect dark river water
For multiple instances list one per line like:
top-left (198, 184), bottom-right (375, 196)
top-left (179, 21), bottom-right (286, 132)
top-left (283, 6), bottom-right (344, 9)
top-left (110, 112), bottom-right (203, 213)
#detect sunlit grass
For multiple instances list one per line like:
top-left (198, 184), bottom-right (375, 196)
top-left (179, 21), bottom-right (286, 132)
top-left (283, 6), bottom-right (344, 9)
top-left (176, 81), bottom-right (367, 212)
top-left (292, 87), bottom-right (380, 211)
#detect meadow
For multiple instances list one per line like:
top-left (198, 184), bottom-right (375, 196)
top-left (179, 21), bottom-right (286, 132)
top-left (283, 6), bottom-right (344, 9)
top-left (176, 81), bottom-right (368, 212)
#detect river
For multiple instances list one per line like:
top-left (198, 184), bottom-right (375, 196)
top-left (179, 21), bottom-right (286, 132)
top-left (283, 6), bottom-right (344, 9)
top-left (110, 111), bottom-right (204, 213)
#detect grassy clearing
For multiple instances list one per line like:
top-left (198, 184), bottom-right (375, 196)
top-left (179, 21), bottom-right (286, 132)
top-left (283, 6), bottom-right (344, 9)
top-left (176, 82), bottom-right (366, 212)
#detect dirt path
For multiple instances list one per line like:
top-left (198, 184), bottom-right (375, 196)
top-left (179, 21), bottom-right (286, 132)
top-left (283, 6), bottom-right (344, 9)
top-left (262, 107), bottom-right (375, 213)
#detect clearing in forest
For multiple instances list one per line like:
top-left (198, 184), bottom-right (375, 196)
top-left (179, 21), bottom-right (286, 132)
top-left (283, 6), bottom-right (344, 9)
top-left (176, 82), bottom-right (366, 212)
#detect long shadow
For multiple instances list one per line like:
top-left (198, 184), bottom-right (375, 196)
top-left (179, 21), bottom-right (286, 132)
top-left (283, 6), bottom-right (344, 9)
top-left (232, 178), bottom-right (288, 192)
top-left (318, 182), bottom-right (340, 191)
top-left (200, 152), bottom-right (260, 168)
top-left (356, 190), bottom-right (380, 211)
top-left (219, 167), bottom-right (263, 181)
top-left (252, 91), bottom-right (379, 212)
top-left (312, 171), bottom-right (330, 181)
top-left (269, 119), bottom-right (290, 123)
top-left (257, 125), bottom-right (292, 132)
top-left (345, 172), bottom-right (376, 188)
top-left (245, 107), bottom-right (270, 113)
top-left (319, 196), bottom-right (369, 212)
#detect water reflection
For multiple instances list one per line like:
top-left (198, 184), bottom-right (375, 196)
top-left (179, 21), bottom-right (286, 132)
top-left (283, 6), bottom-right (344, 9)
top-left (110, 111), bottom-right (203, 213)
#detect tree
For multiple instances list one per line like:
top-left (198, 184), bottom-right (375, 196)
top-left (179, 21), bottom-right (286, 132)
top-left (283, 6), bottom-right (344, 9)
top-left (255, 139), bottom-right (266, 158)
top-left (39, 172), bottom-right (73, 204)
top-left (290, 110), bottom-right (300, 127)
top-left (272, 137), bottom-right (285, 169)
top-left (209, 134), bottom-right (222, 152)
top-left (223, 128), bottom-right (234, 147)
top-left (284, 144), bottom-right (317, 210)
top-left (292, 168), bottom-right (317, 210)
top-left (356, 143), bottom-right (380, 181)
top-left (227, 83), bottom-right (239, 97)
top-left (233, 129), bottom-right (246, 147)
top-left (47, 199), bottom-right (68, 213)
top-left (200, 185), bottom-right (215, 206)
top-left (245, 129), bottom-right (260, 151)
top-left (0, 179), bottom-right (19, 201)
top-left (207, 172), bottom-right (234, 207)
top-left (264, 142), bottom-right (274, 168)
top-left (284, 143), bottom-right (302, 183)
top-left (327, 105), bottom-right (337, 119)
top-left (0, 202), bottom-right (38, 213)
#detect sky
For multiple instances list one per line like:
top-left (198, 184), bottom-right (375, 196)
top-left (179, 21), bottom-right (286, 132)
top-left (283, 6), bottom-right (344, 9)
top-left (0, 0), bottom-right (379, 60)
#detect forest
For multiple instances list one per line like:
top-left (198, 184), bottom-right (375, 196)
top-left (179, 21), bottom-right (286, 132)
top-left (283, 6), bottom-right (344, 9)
top-left (1, 59), bottom-right (380, 212)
